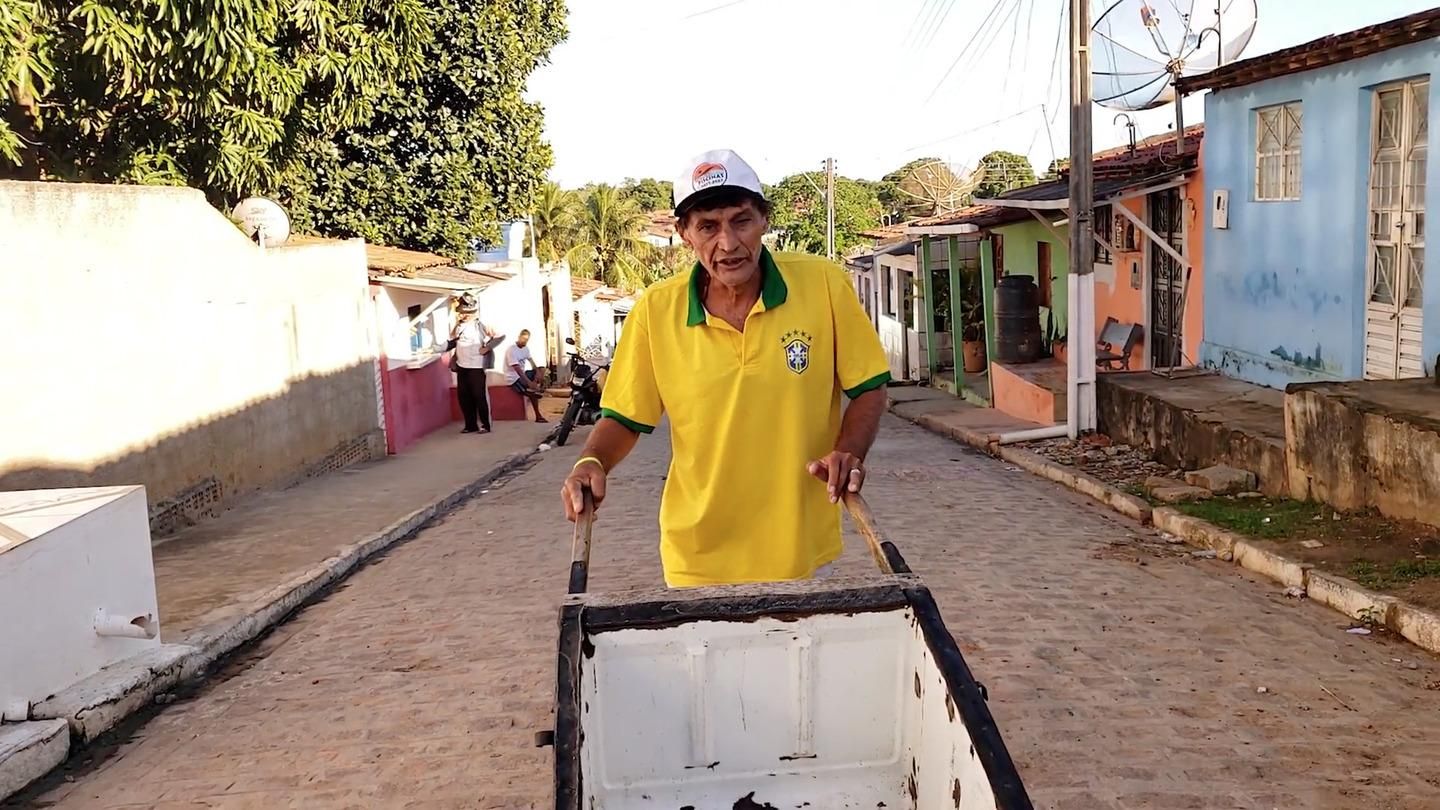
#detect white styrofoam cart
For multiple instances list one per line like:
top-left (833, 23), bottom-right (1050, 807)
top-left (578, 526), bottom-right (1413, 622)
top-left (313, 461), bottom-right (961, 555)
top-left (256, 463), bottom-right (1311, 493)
top-left (538, 493), bottom-right (1034, 809)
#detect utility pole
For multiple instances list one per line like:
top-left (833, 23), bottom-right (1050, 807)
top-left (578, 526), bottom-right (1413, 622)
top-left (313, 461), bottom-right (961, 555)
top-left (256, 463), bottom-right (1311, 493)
top-left (1067, 0), bottom-right (1097, 437)
top-left (824, 157), bottom-right (836, 261)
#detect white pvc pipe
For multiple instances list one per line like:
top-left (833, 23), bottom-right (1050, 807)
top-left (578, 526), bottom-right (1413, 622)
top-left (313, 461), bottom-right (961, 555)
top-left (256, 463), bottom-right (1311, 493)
top-left (996, 424), bottom-right (1072, 445)
top-left (94, 610), bottom-right (158, 640)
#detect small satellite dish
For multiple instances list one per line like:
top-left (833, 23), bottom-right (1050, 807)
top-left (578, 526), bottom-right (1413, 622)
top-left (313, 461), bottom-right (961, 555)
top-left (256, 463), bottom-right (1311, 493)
top-left (1092, 0), bottom-right (1259, 111)
top-left (230, 197), bottom-right (290, 248)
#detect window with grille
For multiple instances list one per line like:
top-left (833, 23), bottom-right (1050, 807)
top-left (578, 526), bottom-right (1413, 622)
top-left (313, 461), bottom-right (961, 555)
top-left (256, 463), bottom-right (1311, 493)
top-left (1255, 102), bottom-right (1302, 201)
top-left (1094, 205), bottom-right (1114, 265)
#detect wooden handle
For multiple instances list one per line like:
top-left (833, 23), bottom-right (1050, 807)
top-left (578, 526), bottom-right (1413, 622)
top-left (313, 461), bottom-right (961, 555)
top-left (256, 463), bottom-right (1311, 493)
top-left (567, 489), bottom-right (595, 594)
top-left (842, 492), bottom-right (893, 574)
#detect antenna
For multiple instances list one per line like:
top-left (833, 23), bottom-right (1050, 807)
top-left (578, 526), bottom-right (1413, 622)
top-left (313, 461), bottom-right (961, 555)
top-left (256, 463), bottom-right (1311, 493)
top-left (230, 197), bottom-right (291, 249)
top-left (1113, 113), bottom-right (1138, 155)
top-left (1091, 0), bottom-right (1259, 151)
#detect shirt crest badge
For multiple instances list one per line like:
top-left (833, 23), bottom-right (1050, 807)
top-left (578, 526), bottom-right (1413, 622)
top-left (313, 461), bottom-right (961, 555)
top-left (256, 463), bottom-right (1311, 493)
top-left (781, 330), bottom-right (812, 375)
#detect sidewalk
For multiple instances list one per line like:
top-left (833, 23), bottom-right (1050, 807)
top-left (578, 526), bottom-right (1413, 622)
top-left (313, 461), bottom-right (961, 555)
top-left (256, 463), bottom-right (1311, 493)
top-left (155, 421), bottom-right (552, 641)
top-left (888, 385), bottom-right (1041, 448)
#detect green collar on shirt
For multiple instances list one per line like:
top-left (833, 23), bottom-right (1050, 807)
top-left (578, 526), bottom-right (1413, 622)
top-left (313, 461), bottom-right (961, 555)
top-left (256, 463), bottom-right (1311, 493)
top-left (685, 247), bottom-right (789, 327)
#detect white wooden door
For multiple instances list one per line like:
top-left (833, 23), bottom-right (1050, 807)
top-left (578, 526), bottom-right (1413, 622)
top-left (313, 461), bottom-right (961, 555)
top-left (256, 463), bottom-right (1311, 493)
top-left (1365, 79), bottom-right (1428, 379)
top-left (877, 261), bottom-right (909, 381)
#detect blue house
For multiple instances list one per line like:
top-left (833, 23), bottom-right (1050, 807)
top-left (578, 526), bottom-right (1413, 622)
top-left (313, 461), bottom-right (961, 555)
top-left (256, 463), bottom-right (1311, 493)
top-left (1180, 9), bottom-right (1440, 388)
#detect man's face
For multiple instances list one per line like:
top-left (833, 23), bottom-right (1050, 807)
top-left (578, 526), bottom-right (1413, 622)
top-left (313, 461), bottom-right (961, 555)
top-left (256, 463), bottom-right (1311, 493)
top-left (517, 332), bottom-right (530, 347)
top-left (678, 201), bottom-right (768, 289)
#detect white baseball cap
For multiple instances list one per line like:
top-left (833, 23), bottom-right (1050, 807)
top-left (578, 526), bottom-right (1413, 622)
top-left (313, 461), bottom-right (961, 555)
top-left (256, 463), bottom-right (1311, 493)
top-left (672, 149), bottom-right (766, 216)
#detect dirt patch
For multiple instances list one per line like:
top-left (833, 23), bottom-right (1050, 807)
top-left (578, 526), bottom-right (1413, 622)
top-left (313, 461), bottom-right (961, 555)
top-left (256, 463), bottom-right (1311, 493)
top-left (1031, 436), bottom-right (1184, 493)
top-left (1030, 436), bottom-right (1440, 612)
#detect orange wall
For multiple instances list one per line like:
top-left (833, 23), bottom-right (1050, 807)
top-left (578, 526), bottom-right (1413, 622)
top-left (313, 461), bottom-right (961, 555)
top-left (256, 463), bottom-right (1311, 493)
top-left (1091, 160), bottom-right (1206, 370)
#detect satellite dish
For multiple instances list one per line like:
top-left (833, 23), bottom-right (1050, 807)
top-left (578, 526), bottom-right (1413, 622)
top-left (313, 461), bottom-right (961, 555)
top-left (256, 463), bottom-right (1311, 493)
top-left (1092, 0), bottom-right (1258, 111)
top-left (898, 160), bottom-right (988, 216)
top-left (230, 197), bottom-right (291, 247)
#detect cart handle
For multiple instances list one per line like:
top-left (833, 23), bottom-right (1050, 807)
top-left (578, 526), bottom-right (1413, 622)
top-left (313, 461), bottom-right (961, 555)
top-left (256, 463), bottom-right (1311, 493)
top-left (567, 488), bottom-right (595, 595)
top-left (567, 488), bottom-right (909, 594)
top-left (842, 492), bottom-right (912, 576)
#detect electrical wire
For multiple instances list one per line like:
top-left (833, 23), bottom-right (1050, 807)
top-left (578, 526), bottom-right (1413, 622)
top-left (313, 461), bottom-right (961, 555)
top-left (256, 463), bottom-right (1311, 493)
top-left (920, 0), bottom-right (1011, 105)
top-left (903, 104), bottom-right (1043, 152)
top-left (916, 0), bottom-right (960, 51)
top-left (903, 0), bottom-right (942, 47)
top-left (1001, 0), bottom-right (1025, 96)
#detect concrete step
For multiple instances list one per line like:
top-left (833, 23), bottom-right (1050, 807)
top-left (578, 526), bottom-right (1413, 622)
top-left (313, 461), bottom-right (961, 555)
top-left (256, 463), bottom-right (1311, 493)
top-left (0, 719), bottom-right (69, 801)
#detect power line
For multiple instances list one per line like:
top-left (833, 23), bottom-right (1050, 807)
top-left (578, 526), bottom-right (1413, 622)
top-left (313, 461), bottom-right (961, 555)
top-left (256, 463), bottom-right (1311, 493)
top-left (916, 0), bottom-right (959, 51)
top-left (920, 0), bottom-right (1010, 104)
top-left (1044, 1), bottom-right (1067, 119)
top-left (903, 104), bottom-right (1043, 152)
top-left (903, 0), bottom-right (942, 47)
top-left (1001, 0), bottom-right (1024, 96)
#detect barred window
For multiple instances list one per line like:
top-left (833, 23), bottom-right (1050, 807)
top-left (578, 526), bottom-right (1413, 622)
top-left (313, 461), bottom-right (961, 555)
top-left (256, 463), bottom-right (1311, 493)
top-left (1256, 102), bottom-right (1302, 201)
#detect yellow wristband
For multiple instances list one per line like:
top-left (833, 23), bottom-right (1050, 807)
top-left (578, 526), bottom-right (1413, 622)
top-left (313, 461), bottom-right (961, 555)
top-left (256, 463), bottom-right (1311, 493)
top-left (573, 456), bottom-right (604, 472)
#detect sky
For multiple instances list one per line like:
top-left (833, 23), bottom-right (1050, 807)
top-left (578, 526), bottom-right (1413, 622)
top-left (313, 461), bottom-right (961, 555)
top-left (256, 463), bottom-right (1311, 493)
top-left (528, 0), bottom-right (1437, 190)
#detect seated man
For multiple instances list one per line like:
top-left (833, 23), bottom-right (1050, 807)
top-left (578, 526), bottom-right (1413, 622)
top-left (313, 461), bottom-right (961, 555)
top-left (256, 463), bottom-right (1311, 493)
top-left (505, 329), bottom-right (548, 423)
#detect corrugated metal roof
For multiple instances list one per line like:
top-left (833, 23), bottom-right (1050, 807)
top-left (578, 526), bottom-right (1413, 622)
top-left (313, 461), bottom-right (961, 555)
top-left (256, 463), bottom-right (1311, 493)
top-left (1176, 8), bottom-right (1440, 94)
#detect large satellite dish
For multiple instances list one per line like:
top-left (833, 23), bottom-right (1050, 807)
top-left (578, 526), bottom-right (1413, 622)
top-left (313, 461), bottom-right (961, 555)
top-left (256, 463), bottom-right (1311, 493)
top-left (230, 197), bottom-right (291, 247)
top-left (1092, 0), bottom-right (1259, 111)
top-left (898, 160), bottom-right (987, 217)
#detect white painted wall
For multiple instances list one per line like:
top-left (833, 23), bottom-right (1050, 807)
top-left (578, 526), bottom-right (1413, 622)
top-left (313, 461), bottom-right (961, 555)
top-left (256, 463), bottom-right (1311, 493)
top-left (0, 181), bottom-right (380, 506)
top-left (574, 293), bottom-right (620, 360)
top-left (0, 487), bottom-right (158, 721)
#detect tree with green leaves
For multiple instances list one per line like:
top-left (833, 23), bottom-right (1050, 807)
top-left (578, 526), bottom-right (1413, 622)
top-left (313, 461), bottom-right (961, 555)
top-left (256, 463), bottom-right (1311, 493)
top-left (973, 150), bottom-right (1038, 200)
top-left (530, 181), bottom-right (580, 263)
top-left (619, 177), bottom-right (673, 212)
top-left (767, 172), bottom-right (882, 258)
top-left (566, 184), bottom-right (656, 291)
top-left (280, 0), bottom-right (567, 259)
top-left (2, 0), bottom-right (430, 199)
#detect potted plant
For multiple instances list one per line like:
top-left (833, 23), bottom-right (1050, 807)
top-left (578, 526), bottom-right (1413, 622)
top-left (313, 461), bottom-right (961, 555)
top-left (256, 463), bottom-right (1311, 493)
top-left (959, 275), bottom-right (987, 373)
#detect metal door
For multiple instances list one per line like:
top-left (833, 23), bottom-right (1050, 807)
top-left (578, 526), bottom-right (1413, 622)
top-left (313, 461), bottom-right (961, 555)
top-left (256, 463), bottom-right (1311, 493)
top-left (1148, 187), bottom-right (1185, 368)
top-left (1365, 79), bottom-right (1428, 379)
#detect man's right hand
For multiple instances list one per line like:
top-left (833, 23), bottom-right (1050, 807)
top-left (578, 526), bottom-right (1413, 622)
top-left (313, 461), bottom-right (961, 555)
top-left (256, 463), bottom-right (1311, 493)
top-left (562, 458), bottom-right (607, 522)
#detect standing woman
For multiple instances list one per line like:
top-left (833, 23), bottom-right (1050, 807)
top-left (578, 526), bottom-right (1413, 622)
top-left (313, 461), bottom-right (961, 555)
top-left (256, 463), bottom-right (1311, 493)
top-left (449, 293), bottom-right (497, 434)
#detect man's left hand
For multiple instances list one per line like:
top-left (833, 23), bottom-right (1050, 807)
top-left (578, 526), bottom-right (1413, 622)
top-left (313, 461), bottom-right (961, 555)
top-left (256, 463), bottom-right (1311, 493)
top-left (807, 451), bottom-right (864, 504)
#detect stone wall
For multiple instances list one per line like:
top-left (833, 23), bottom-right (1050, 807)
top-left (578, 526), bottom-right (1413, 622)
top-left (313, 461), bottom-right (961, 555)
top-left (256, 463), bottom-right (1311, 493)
top-left (1286, 379), bottom-right (1440, 528)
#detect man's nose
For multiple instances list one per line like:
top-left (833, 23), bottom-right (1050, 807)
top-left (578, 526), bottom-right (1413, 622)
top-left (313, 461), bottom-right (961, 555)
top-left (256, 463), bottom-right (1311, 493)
top-left (715, 225), bottom-right (739, 252)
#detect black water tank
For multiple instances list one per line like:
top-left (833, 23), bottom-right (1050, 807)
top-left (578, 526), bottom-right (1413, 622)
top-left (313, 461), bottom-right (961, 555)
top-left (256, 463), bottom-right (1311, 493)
top-left (994, 275), bottom-right (1043, 363)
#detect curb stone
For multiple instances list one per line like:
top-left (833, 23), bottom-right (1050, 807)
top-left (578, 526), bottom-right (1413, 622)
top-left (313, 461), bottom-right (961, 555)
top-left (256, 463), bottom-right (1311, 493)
top-left (2, 449), bottom-right (538, 802)
top-left (1155, 508), bottom-right (1440, 656)
top-left (0, 721), bottom-right (68, 801)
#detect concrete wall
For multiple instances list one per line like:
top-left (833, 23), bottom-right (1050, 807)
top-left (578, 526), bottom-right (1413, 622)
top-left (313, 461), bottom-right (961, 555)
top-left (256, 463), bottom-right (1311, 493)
top-left (1286, 379), bottom-right (1440, 527)
top-left (575, 293), bottom-right (621, 359)
top-left (0, 181), bottom-right (381, 524)
top-left (1199, 40), bottom-right (1440, 387)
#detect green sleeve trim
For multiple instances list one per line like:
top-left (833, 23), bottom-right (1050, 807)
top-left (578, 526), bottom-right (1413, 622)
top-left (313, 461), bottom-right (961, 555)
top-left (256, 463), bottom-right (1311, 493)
top-left (600, 408), bottom-right (655, 434)
top-left (844, 371), bottom-right (891, 399)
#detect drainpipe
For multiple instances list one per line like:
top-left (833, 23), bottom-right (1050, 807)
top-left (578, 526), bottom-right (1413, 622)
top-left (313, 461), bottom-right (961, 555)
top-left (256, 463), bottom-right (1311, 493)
top-left (995, 424), bottom-right (1071, 445)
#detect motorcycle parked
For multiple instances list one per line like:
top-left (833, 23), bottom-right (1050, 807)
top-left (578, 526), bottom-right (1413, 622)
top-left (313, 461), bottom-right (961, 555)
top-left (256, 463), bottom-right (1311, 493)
top-left (553, 338), bottom-right (609, 447)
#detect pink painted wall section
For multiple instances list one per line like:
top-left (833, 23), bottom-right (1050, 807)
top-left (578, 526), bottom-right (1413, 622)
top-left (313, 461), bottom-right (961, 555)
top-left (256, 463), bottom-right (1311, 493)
top-left (991, 362), bottom-right (1062, 426)
top-left (384, 357), bottom-right (456, 454)
top-left (1090, 161), bottom-right (1206, 371)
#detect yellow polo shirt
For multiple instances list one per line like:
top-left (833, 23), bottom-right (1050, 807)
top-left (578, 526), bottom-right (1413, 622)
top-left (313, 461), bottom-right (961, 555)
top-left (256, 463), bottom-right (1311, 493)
top-left (600, 248), bottom-right (890, 587)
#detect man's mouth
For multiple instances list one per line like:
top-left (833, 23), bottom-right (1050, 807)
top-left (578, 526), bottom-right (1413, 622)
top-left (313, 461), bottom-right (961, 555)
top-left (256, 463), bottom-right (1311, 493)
top-left (715, 256), bottom-right (747, 270)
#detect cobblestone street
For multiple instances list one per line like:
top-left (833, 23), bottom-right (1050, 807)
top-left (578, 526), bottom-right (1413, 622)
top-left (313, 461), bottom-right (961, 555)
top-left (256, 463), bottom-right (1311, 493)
top-left (14, 415), bottom-right (1440, 809)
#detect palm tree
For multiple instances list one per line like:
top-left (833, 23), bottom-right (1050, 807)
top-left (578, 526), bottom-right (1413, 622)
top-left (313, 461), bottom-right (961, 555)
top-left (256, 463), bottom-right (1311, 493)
top-left (530, 181), bottom-right (580, 263)
top-left (566, 184), bottom-right (656, 291)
